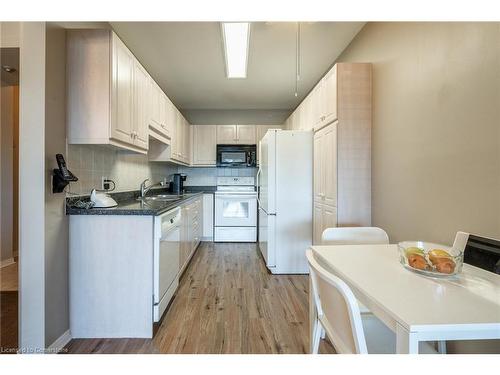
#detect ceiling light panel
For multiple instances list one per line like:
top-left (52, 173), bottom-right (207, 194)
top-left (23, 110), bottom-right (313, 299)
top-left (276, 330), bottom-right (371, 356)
top-left (221, 22), bottom-right (250, 79)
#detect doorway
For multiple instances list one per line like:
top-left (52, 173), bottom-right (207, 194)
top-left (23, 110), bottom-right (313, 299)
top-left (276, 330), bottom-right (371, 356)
top-left (0, 46), bottom-right (19, 354)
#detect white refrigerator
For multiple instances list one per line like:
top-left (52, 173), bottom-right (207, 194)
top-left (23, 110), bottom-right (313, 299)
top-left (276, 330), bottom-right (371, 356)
top-left (257, 129), bottom-right (313, 274)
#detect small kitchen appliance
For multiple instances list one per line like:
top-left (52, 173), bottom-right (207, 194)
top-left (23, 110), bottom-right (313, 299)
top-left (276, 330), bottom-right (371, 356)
top-left (171, 173), bottom-right (187, 195)
top-left (216, 144), bottom-right (256, 168)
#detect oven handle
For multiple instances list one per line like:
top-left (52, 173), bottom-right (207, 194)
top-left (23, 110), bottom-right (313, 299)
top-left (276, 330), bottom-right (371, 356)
top-left (215, 193), bottom-right (257, 199)
top-left (258, 205), bottom-right (275, 216)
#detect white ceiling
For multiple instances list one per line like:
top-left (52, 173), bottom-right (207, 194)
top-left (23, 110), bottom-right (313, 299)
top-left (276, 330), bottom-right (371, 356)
top-left (110, 22), bottom-right (365, 123)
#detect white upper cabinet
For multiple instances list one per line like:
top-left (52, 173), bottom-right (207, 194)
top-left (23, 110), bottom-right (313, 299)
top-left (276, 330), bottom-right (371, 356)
top-left (321, 65), bottom-right (338, 126)
top-left (149, 80), bottom-right (173, 143)
top-left (67, 29), bottom-right (154, 153)
top-left (192, 125), bottom-right (217, 166)
top-left (111, 34), bottom-right (134, 145)
top-left (67, 29), bottom-right (187, 158)
top-left (236, 125), bottom-right (256, 144)
top-left (217, 125), bottom-right (238, 144)
top-left (149, 80), bottom-right (162, 132)
top-left (132, 60), bottom-right (150, 150)
top-left (216, 125), bottom-right (256, 145)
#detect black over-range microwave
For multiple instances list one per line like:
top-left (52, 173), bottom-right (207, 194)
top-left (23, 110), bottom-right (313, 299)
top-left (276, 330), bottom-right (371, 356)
top-left (216, 144), bottom-right (257, 168)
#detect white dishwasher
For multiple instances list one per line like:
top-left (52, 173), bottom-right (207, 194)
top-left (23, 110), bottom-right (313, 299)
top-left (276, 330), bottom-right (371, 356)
top-left (153, 207), bottom-right (181, 322)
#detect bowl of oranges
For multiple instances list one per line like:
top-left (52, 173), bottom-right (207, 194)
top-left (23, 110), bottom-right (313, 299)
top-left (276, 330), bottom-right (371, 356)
top-left (398, 241), bottom-right (463, 277)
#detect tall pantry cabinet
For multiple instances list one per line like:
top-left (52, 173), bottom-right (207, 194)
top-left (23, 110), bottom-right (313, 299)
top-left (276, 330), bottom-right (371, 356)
top-left (289, 63), bottom-right (372, 245)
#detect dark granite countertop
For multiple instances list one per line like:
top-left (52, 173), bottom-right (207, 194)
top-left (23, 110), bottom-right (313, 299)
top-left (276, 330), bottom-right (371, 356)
top-left (183, 186), bottom-right (216, 193)
top-left (66, 188), bottom-right (208, 216)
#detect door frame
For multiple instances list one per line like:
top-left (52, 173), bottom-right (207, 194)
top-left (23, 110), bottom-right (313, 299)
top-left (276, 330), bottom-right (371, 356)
top-left (18, 21), bottom-right (46, 353)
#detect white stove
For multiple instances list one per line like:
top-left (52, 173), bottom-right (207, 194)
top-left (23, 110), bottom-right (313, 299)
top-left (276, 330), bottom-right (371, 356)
top-left (214, 177), bottom-right (257, 242)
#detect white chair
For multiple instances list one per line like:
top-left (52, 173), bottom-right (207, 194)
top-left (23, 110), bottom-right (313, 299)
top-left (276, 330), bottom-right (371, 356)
top-left (306, 249), bottom-right (438, 354)
top-left (320, 227), bottom-right (389, 315)
top-left (321, 227), bottom-right (389, 245)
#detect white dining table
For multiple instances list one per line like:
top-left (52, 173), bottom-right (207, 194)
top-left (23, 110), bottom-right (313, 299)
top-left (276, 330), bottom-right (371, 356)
top-left (309, 244), bottom-right (500, 354)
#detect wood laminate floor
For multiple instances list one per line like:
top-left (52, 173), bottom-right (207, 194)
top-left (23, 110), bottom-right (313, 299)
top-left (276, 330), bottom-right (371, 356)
top-left (64, 242), bottom-right (334, 354)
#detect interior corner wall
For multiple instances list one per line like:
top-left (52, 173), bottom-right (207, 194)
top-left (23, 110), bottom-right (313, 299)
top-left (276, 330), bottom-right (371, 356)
top-left (336, 22), bottom-right (500, 245)
top-left (44, 24), bottom-right (69, 347)
top-left (335, 22), bottom-right (500, 354)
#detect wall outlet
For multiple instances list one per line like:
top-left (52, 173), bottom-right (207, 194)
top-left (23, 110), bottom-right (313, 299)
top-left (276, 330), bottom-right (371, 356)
top-left (101, 176), bottom-right (108, 190)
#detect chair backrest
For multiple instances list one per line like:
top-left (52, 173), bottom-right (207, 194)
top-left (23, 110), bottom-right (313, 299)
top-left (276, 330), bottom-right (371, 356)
top-left (321, 227), bottom-right (389, 245)
top-left (306, 249), bottom-right (367, 354)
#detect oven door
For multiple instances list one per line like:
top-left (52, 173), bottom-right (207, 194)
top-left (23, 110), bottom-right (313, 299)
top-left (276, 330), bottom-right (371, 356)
top-left (215, 193), bottom-right (257, 227)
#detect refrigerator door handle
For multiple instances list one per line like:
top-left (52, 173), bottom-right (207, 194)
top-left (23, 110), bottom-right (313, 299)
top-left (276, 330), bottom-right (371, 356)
top-left (256, 167), bottom-right (261, 201)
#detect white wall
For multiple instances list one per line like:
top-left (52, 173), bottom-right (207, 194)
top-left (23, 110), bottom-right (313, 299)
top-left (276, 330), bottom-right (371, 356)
top-left (337, 22), bottom-right (500, 245)
top-left (336, 22), bottom-right (500, 354)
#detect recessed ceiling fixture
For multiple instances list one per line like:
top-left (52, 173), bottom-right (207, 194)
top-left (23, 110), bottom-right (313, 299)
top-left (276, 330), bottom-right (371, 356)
top-left (221, 22), bottom-right (250, 79)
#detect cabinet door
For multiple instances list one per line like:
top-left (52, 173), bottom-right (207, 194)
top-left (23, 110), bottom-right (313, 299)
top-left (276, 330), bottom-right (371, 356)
top-left (172, 110), bottom-right (182, 160)
top-left (217, 125), bottom-right (238, 144)
top-left (323, 65), bottom-right (338, 125)
top-left (149, 80), bottom-right (161, 129)
top-left (312, 82), bottom-right (323, 129)
top-left (313, 130), bottom-right (323, 203)
top-left (133, 61), bottom-right (149, 150)
top-left (236, 125), bottom-right (256, 144)
top-left (111, 34), bottom-right (134, 145)
top-left (159, 92), bottom-right (167, 132)
top-left (202, 194), bottom-right (214, 239)
top-left (193, 125), bottom-right (217, 165)
top-left (313, 202), bottom-right (323, 245)
top-left (323, 205), bottom-right (337, 231)
top-left (184, 121), bottom-right (191, 164)
top-left (164, 96), bottom-right (174, 138)
top-left (323, 123), bottom-right (337, 207)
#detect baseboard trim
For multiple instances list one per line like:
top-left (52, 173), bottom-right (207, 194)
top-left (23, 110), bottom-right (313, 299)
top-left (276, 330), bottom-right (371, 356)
top-left (201, 236), bottom-right (213, 242)
top-left (0, 257), bottom-right (15, 268)
top-left (47, 329), bottom-right (72, 354)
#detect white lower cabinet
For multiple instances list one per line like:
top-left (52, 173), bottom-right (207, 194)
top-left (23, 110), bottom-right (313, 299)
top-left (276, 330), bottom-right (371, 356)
top-left (313, 202), bottom-right (337, 245)
top-left (202, 193), bottom-right (214, 240)
top-left (69, 195), bottom-right (203, 338)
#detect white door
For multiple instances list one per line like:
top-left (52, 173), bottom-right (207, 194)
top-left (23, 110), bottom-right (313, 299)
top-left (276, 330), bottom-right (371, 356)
top-left (215, 194), bottom-right (257, 227)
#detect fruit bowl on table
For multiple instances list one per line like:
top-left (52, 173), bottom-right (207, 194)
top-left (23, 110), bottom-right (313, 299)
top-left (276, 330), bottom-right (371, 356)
top-left (398, 241), bottom-right (464, 277)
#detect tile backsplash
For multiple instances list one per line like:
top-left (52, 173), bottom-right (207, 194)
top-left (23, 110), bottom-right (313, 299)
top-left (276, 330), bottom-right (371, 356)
top-left (66, 144), bottom-right (178, 195)
top-left (66, 144), bottom-right (257, 195)
top-left (177, 166), bottom-right (257, 186)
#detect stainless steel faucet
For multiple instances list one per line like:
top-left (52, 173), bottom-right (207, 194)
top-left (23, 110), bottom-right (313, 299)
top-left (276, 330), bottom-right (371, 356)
top-left (140, 179), bottom-right (164, 198)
